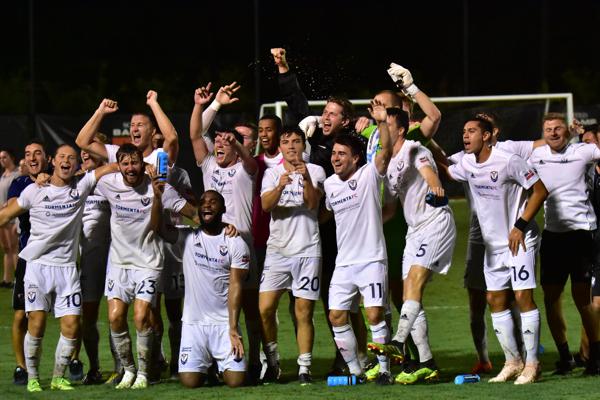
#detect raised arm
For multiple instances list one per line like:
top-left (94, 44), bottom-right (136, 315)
top-left (75, 99), bottom-right (118, 161)
top-left (272, 48), bottom-right (311, 125)
top-left (146, 90), bottom-right (179, 164)
top-left (224, 133), bottom-right (258, 176)
top-left (92, 162), bottom-right (119, 181)
top-left (370, 100), bottom-right (392, 175)
top-left (189, 85), bottom-right (214, 165)
top-left (148, 166), bottom-right (164, 234)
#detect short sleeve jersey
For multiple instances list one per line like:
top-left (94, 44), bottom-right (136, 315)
top-left (448, 147), bottom-right (540, 253)
top-left (96, 173), bottom-right (186, 271)
top-left (261, 163), bottom-right (326, 257)
top-left (17, 172), bottom-right (97, 266)
top-left (385, 140), bottom-right (450, 228)
top-left (200, 155), bottom-right (255, 245)
top-left (529, 143), bottom-right (600, 232)
top-left (324, 162), bottom-right (387, 266)
top-left (181, 228), bottom-right (250, 325)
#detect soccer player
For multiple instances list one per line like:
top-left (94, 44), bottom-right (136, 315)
top-left (95, 144), bottom-right (194, 389)
top-left (7, 141), bottom-right (49, 385)
top-left (259, 127), bottom-right (326, 384)
top-left (0, 144), bottom-right (116, 392)
top-left (528, 113), bottom-right (600, 375)
top-left (369, 101), bottom-right (456, 385)
top-left (0, 149), bottom-right (20, 288)
top-left (323, 100), bottom-right (393, 384)
top-left (177, 190), bottom-right (249, 388)
top-left (445, 117), bottom-right (548, 384)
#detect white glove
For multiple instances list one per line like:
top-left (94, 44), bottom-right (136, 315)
top-left (298, 115), bottom-right (321, 138)
top-left (387, 63), bottom-right (419, 97)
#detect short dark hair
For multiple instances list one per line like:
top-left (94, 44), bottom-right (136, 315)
top-left (116, 143), bottom-right (143, 162)
top-left (0, 148), bottom-right (17, 164)
top-left (327, 96), bottom-right (355, 121)
top-left (542, 112), bottom-right (567, 126)
top-left (25, 139), bottom-right (47, 154)
top-left (54, 144), bottom-right (77, 157)
top-left (475, 111), bottom-right (501, 132)
top-left (131, 111), bottom-right (157, 128)
top-left (334, 134), bottom-right (366, 168)
top-left (234, 122), bottom-right (258, 140)
top-left (280, 126), bottom-right (306, 144)
top-left (387, 107), bottom-right (410, 134)
top-left (213, 128), bottom-right (244, 145)
top-left (466, 117), bottom-right (494, 135)
top-left (201, 189), bottom-right (226, 214)
top-left (259, 114), bottom-right (283, 135)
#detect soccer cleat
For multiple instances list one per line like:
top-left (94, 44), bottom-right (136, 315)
top-left (27, 378), bottom-right (43, 392)
top-left (471, 360), bottom-right (493, 374)
top-left (367, 340), bottom-right (404, 364)
top-left (13, 366), bottom-right (27, 385)
top-left (552, 357), bottom-right (575, 375)
top-left (131, 374), bottom-right (148, 389)
top-left (298, 373), bottom-right (312, 386)
top-left (514, 363), bottom-right (541, 385)
top-left (262, 365), bottom-right (281, 384)
top-left (105, 370), bottom-right (123, 386)
top-left (68, 359), bottom-right (84, 381)
top-left (376, 371), bottom-right (394, 385)
top-left (115, 370), bottom-right (136, 389)
top-left (50, 376), bottom-right (75, 391)
top-left (395, 366), bottom-right (439, 385)
top-left (488, 359), bottom-right (524, 383)
top-left (364, 362), bottom-right (380, 382)
top-left (82, 369), bottom-right (104, 385)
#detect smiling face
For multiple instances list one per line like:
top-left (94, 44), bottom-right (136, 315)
top-left (543, 118), bottom-right (569, 152)
top-left (117, 153), bottom-right (144, 187)
top-left (199, 190), bottom-right (225, 226)
top-left (258, 118), bottom-right (279, 152)
top-left (321, 102), bottom-right (348, 136)
top-left (24, 143), bottom-right (47, 177)
top-left (331, 143), bottom-right (359, 180)
top-left (214, 132), bottom-right (238, 167)
top-left (52, 145), bottom-right (78, 182)
top-left (129, 114), bottom-right (155, 152)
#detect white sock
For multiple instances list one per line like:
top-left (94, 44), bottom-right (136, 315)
top-left (370, 321), bottom-right (390, 373)
top-left (136, 329), bottom-right (153, 377)
top-left (53, 334), bottom-right (77, 378)
top-left (265, 341), bottom-right (280, 368)
top-left (393, 299), bottom-right (421, 343)
top-left (332, 324), bottom-right (362, 376)
top-left (491, 309), bottom-right (521, 362)
top-left (25, 332), bottom-right (43, 380)
top-left (520, 309), bottom-right (540, 364)
top-left (297, 352), bottom-right (312, 375)
top-left (411, 310), bottom-right (433, 363)
top-left (108, 329), bottom-right (123, 372)
top-left (110, 330), bottom-right (135, 373)
top-left (510, 303), bottom-right (525, 358)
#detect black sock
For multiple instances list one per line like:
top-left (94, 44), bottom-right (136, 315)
top-left (557, 341), bottom-right (571, 361)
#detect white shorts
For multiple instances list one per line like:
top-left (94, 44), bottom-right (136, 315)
top-left (329, 261), bottom-right (388, 310)
top-left (464, 241), bottom-right (486, 291)
top-left (24, 262), bottom-right (81, 318)
top-left (105, 265), bottom-right (161, 305)
top-left (402, 212), bottom-right (456, 279)
top-left (484, 247), bottom-right (537, 291)
top-left (80, 243), bottom-right (109, 303)
top-left (260, 253), bottom-right (322, 300)
top-left (179, 323), bottom-right (246, 374)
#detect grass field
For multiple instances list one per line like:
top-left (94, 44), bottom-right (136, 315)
top-left (0, 199), bottom-right (598, 399)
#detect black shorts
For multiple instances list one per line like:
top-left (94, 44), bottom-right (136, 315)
top-left (592, 264), bottom-right (600, 297)
top-left (12, 257), bottom-right (26, 311)
top-left (540, 229), bottom-right (593, 286)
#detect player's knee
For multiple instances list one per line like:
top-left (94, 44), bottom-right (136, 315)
top-left (295, 305), bottom-right (313, 323)
top-left (259, 302), bottom-right (277, 320)
top-left (224, 374), bottom-right (245, 388)
top-left (179, 373), bottom-right (203, 388)
top-left (514, 290), bottom-right (535, 309)
top-left (328, 310), bottom-right (347, 327)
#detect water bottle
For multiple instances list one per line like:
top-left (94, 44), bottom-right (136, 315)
top-left (454, 374), bottom-right (480, 384)
top-left (327, 375), bottom-right (357, 386)
top-left (156, 151), bottom-right (168, 182)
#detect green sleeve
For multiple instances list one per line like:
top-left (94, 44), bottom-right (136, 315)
top-left (406, 123), bottom-right (430, 146)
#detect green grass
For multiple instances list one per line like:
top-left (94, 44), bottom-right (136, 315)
top-left (0, 199), bottom-right (597, 399)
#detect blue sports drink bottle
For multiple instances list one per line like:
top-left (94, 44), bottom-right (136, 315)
top-left (156, 151), bottom-right (168, 182)
top-left (327, 375), bottom-right (357, 386)
top-left (454, 374), bottom-right (480, 384)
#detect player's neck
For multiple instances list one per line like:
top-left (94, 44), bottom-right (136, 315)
top-left (140, 145), bottom-right (154, 158)
top-left (265, 148), bottom-right (279, 158)
top-left (393, 136), bottom-right (405, 155)
top-left (50, 174), bottom-right (71, 187)
top-left (475, 145), bottom-right (492, 163)
top-left (202, 221), bottom-right (225, 236)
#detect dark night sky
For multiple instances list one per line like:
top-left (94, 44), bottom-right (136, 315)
top-left (2, 0), bottom-right (600, 115)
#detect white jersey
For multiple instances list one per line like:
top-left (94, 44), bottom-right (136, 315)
top-left (164, 166), bottom-right (193, 264)
top-left (200, 155), bottom-right (255, 245)
top-left (529, 143), bottom-right (600, 232)
top-left (181, 228), bottom-right (250, 324)
top-left (325, 162), bottom-right (386, 266)
top-left (17, 172), bottom-right (96, 266)
top-left (82, 187), bottom-right (111, 245)
top-left (105, 144), bottom-right (164, 166)
top-left (96, 173), bottom-right (186, 271)
top-left (385, 140), bottom-right (450, 228)
top-left (264, 152), bottom-right (284, 168)
top-left (448, 147), bottom-right (540, 253)
top-left (261, 163), bottom-right (325, 257)
top-left (449, 140), bottom-right (535, 244)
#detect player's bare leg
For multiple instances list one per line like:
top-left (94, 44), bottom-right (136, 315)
top-left (543, 283), bottom-right (573, 373)
top-left (12, 310), bottom-right (27, 381)
top-left (468, 288), bottom-right (492, 372)
top-left (295, 297), bottom-right (315, 382)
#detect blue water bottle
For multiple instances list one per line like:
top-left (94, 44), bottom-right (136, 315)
top-left (156, 151), bottom-right (168, 182)
top-left (327, 375), bottom-right (357, 386)
top-left (454, 374), bottom-right (480, 384)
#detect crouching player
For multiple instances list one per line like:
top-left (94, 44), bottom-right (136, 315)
top-left (178, 190), bottom-right (249, 388)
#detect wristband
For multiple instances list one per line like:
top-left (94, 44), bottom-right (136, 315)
top-left (514, 217), bottom-right (528, 232)
top-left (209, 100), bottom-right (222, 112)
top-left (403, 84), bottom-right (420, 97)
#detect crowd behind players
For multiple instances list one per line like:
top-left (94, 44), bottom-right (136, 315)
top-left (0, 48), bottom-right (599, 392)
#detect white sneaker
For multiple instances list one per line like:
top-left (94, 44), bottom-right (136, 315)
top-left (131, 374), bottom-right (148, 389)
top-left (115, 370), bottom-right (136, 389)
top-left (514, 363), bottom-right (541, 385)
top-left (488, 359), bottom-right (524, 383)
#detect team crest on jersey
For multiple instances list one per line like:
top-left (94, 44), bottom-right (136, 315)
top-left (180, 353), bottom-right (188, 365)
top-left (219, 245), bottom-right (229, 256)
top-left (241, 254), bottom-right (250, 264)
top-left (490, 171), bottom-right (498, 182)
top-left (27, 290), bottom-right (36, 303)
top-left (69, 189), bottom-right (80, 200)
top-left (348, 179), bottom-right (357, 191)
top-left (228, 169), bottom-right (237, 177)
top-left (397, 161), bottom-right (404, 171)
top-left (141, 197), bottom-right (151, 206)
top-left (107, 279), bottom-right (114, 291)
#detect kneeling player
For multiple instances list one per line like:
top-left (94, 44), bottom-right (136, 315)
top-left (178, 190), bottom-right (249, 388)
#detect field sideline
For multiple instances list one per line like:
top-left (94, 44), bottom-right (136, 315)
top-left (0, 199), bottom-right (597, 399)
